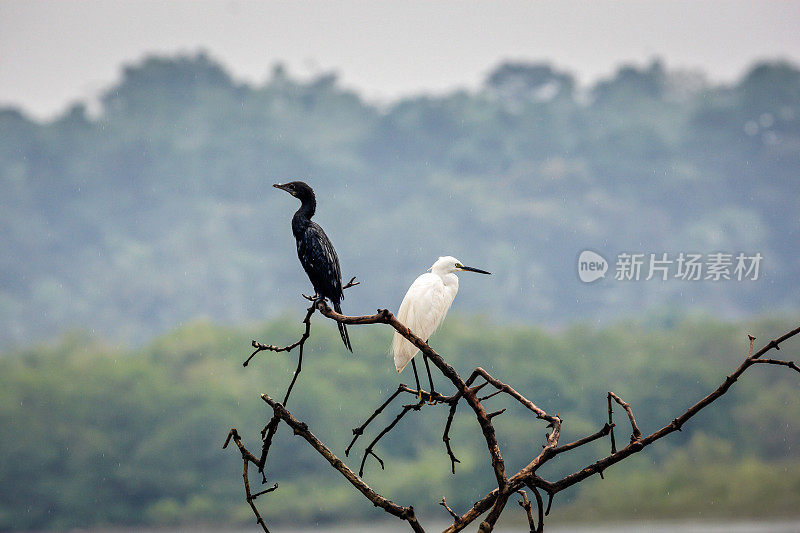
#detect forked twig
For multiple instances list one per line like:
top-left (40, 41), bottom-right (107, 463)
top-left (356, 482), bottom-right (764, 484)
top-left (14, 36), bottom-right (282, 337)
top-left (608, 391), bottom-right (642, 442)
top-left (440, 496), bottom-right (460, 523)
top-left (358, 399), bottom-right (424, 477)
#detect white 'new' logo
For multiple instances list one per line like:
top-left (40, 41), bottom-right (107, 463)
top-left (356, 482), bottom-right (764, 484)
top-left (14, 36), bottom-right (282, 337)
top-left (578, 250), bottom-right (608, 283)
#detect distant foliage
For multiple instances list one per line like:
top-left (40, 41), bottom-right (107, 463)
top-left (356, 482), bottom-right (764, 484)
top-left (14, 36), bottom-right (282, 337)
top-left (1, 54), bottom-right (799, 346)
top-left (1, 315), bottom-right (798, 529)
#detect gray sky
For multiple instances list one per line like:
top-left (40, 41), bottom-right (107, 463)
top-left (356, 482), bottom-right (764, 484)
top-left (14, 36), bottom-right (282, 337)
top-left (1, 0), bottom-right (799, 119)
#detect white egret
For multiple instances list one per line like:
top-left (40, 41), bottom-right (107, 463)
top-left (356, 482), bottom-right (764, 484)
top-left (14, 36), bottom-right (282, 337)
top-left (391, 256), bottom-right (490, 395)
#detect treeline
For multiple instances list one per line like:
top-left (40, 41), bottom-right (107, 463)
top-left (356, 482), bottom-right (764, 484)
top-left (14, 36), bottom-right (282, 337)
top-left (2, 314), bottom-right (798, 529)
top-left (1, 54), bottom-right (799, 346)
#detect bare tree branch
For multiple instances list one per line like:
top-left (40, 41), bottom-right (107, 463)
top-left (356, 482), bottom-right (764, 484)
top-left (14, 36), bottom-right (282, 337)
top-left (607, 392), bottom-right (617, 454)
top-left (227, 294), bottom-right (800, 533)
top-left (551, 423), bottom-right (613, 457)
top-left (223, 428), bottom-right (260, 466)
top-left (245, 300), bottom-right (316, 366)
top-left (517, 488), bottom-right (543, 533)
top-left (260, 393), bottom-right (425, 533)
top-left (608, 392), bottom-right (642, 442)
top-left (256, 301), bottom-right (318, 478)
top-left (442, 400), bottom-right (461, 474)
top-left (358, 398), bottom-right (424, 477)
top-left (439, 497), bottom-right (460, 524)
top-left (342, 276), bottom-right (360, 290)
top-left (242, 458), bottom-right (271, 532)
top-left (751, 358), bottom-right (800, 373)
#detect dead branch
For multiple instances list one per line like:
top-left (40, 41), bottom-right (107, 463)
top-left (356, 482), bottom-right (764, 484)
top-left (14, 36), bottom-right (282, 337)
top-left (751, 358), bottom-right (800, 373)
top-left (226, 293), bottom-right (800, 533)
top-left (358, 397), bottom-right (424, 477)
top-left (442, 400), bottom-right (461, 474)
top-left (346, 384), bottom-right (455, 457)
top-left (516, 488), bottom-right (543, 533)
top-left (440, 497), bottom-right (460, 524)
top-left (244, 300), bottom-right (316, 367)
top-left (551, 423), bottom-right (613, 457)
top-left (223, 428), bottom-right (260, 466)
top-left (607, 392), bottom-right (616, 454)
top-left (342, 276), bottom-right (360, 290)
top-left (260, 392), bottom-right (424, 533)
top-left (528, 484), bottom-right (545, 533)
top-left (608, 391), bottom-right (642, 443)
top-left (256, 301), bottom-right (317, 478)
top-left (242, 458), bottom-right (270, 532)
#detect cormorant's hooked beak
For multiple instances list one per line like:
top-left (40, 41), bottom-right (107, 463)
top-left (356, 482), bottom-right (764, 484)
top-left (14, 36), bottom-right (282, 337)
top-left (456, 264), bottom-right (491, 275)
top-left (273, 183), bottom-right (297, 197)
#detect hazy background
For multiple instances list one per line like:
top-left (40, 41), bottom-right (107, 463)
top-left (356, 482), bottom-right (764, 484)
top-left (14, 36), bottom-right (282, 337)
top-left (3, 1), bottom-right (800, 119)
top-left (1, 1), bottom-right (799, 531)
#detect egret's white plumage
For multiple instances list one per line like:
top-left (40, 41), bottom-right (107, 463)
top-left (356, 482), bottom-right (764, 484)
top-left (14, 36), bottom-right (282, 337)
top-left (392, 256), bottom-right (490, 374)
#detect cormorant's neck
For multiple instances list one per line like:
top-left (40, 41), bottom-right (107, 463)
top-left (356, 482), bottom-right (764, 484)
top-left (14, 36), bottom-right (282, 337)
top-left (293, 195), bottom-right (316, 223)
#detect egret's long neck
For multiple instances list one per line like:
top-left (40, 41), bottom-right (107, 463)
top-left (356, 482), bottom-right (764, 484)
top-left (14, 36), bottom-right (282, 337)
top-left (441, 272), bottom-right (459, 291)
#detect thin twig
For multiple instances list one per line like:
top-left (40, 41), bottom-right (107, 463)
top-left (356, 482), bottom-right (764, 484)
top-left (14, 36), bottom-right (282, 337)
top-left (608, 392), bottom-right (642, 441)
top-left (342, 276), bottom-right (360, 290)
top-left (358, 399), bottom-right (424, 477)
top-left (440, 497), bottom-right (460, 523)
top-left (442, 399), bottom-right (461, 474)
top-left (752, 359), bottom-right (800, 373)
top-left (346, 384), bottom-right (456, 457)
top-left (346, 385), bottom-right (405, 456)
top-left (516, 490), bottom-right (536, 533)
top-left (244, 299), bottom-right (316, 366)
top-left (242, 458), bottom-right (270, 532)
top-left (257, 301), bottom-right (318, 475)
top-left (607, 392), bottom-right (616, 454)
top-left (551, 422), bottom-right (613, 457)
top-left (529, 484), bottom-right (544, 533)
top-left (223, 428), bottom-right (260, 465)
top-left (251, 484), bottom-right (279, 499)
top-left (479, 389), bottom-right (504, 402)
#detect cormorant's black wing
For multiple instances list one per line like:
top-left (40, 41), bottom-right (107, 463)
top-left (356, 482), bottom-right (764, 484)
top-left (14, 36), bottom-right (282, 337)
top-left (297, 221), bottom-right (352, 351)
top-left (297, 221), bottom-right (343, 302)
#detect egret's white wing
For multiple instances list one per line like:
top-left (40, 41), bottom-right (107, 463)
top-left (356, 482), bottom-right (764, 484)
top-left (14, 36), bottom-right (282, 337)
top-left (392, 272), bottom-right (457, 373)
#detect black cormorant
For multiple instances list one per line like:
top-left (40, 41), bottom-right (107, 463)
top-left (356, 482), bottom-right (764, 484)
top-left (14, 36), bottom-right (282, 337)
top-left (273, 181), bottom-right (352, 351)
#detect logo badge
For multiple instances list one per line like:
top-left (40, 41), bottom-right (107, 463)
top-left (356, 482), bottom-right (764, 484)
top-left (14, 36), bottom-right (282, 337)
top-left (578, 250), bottom-right (608, 283)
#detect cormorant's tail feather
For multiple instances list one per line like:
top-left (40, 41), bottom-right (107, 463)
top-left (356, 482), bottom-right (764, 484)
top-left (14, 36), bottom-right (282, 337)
top-left (333, 301), bottom-right (352, 352)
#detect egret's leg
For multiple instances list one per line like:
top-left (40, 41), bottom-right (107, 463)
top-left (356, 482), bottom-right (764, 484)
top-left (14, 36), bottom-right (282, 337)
top-left (410, 357), bottom-right (422, 398)
top-left (423, 352), bottom-right (436, 399)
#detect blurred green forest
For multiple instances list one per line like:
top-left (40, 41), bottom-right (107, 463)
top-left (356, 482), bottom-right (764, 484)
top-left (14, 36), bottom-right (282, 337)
top-left (2, 314), bottom-right (799, 530)
top-left (2, 54), bottom-right (800, 347)
top-left (2, 53), bottom-right (799, 530)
